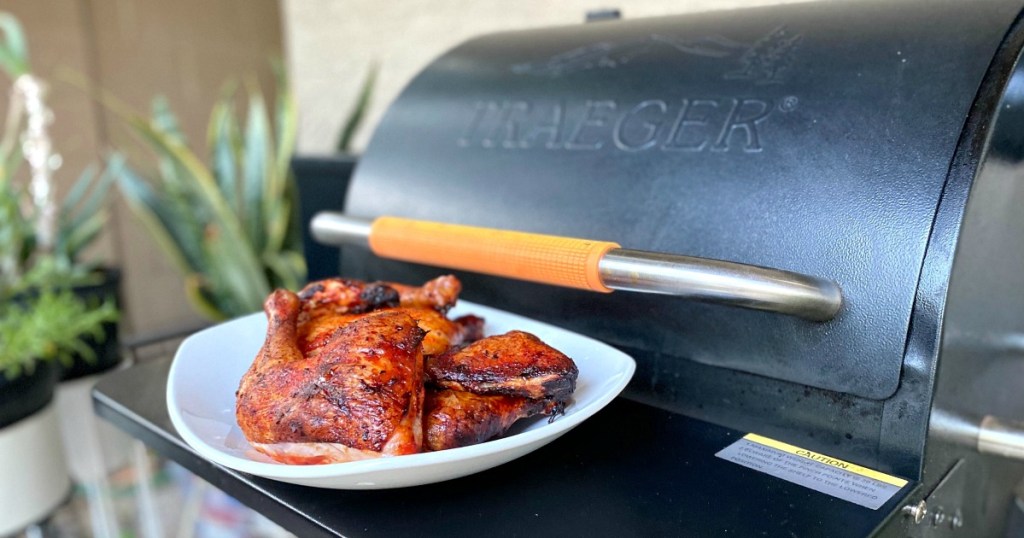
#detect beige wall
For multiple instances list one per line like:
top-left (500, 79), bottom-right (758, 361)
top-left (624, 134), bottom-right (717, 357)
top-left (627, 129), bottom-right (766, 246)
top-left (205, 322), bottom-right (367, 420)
top-left (281, 0), bottom-right (805, 155)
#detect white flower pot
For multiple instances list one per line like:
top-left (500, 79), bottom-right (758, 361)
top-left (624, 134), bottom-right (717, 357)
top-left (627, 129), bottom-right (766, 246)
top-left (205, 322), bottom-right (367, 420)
top-left (0, 402), bottom-right (71, 535)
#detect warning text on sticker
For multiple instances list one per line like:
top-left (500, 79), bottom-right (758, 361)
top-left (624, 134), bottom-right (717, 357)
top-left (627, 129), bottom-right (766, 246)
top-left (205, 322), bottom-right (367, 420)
top-left (795, 449), bottom-right (849, 470)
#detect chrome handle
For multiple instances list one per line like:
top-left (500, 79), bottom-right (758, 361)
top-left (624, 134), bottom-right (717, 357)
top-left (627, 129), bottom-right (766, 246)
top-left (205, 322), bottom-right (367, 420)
top-left (932, 410), bottom-right (1024, 461)
top-left (978, 415), bottom-right (1024, 460)
top-left (598, 249), bottom-right (842, 321)
top-left (311, 212), bottom-right (843, 321)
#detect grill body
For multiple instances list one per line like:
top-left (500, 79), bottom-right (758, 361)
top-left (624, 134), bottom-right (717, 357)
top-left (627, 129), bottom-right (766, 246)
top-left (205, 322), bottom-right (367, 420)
top-left (334, 1), bottom-right (1024, 534)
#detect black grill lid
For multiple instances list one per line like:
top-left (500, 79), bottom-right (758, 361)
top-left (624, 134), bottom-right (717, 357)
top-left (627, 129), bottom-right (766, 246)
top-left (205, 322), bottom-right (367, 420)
top-left (343, 0), bottom-right (1022, 400)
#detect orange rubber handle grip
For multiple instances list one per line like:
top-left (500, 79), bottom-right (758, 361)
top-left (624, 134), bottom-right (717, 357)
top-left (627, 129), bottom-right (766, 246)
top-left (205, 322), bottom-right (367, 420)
top-left (368, 217), bottom-right (619, 293)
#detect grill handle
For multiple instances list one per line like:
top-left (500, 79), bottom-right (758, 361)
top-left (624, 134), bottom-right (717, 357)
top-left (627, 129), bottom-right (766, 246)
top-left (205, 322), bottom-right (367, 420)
top-left (932, 410), bottom-right (1024, 461)
top-left (311, 212), bottom-right (843, 322)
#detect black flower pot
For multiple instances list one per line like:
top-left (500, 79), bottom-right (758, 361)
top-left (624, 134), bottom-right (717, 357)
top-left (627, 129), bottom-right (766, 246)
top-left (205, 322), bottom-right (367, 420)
top-left (0, 359), bottom-right (58, 429)
top-left (60, 267), bottom-right (122, 381)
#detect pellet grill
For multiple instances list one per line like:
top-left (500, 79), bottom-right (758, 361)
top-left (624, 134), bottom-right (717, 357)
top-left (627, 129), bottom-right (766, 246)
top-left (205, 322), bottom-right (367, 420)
top-left (309, 0), bottom-right (1024, 535)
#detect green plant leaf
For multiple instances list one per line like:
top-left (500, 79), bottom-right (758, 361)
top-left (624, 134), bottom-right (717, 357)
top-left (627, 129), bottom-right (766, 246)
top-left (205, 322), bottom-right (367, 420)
top-left (262, 189), bottom-right (290, 257)
top-left (263, 249), bottom-right (306, 292)
top-left (150, 95), bottom-right (185, 145)
top-left (115, 157), bottom-right (196, 275)
top-left (208, 97), bottom-right (240, 214)
top-left (61, 164), bottom-right (98, 213)
top-left (184, 273), bottom-right (228, 321)
top-left (57, 160), bottom-right (117, 262)
top-left (72, 162), bottom-right (116, 225)
top-left (242, 91), bottom-right (272, 252)
top-left (59, 212), bottom-right (104, 263)
top-left (0, 286), bottom-right (117, 377)
top-left (272, 61), bottom-right (297, 185)
top-left (202, 229), bottom-right (269, 316)
top-left (113, 71), bottom-right (305, 322)
top-left (152, 156), bottom-right (209, 269)
top-left (0, 13), bottom-right (30, 77)
top-left (130, 116), bottom-right (266, 288)
top-left (336, 63), bottom-right (377, 153)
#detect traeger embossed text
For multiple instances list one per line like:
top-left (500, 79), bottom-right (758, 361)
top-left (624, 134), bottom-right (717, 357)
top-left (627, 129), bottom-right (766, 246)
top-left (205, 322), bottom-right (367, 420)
top-left (458, 97), bottom-right (793, 153)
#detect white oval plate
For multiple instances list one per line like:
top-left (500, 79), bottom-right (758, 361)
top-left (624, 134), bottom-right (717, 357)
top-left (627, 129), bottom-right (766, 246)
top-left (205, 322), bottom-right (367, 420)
top-left (167, 300), bottom-right (635, 489)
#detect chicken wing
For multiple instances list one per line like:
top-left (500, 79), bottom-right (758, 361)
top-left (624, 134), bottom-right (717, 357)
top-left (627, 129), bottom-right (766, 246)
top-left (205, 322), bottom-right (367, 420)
top-left (424, 389), bottom-right (549, 451)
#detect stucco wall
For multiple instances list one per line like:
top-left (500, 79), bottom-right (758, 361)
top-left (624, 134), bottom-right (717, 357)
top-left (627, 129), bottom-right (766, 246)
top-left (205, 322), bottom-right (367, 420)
top-left (281, 0), bottom-right (804, 155)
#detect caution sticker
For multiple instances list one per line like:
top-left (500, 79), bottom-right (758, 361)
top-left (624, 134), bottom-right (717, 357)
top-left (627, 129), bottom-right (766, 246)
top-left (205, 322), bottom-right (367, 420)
top-left (715, 433), bottom-right (909, 509)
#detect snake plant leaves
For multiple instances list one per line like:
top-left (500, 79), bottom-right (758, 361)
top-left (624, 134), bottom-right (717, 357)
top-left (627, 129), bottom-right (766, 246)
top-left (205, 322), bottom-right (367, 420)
top-left (336, 63), bottom-right (376, 153)
top-left (183, 273), bottom-right (227, 322)
top-left (207, 96), bottom-right (242, 216)
top-left (115, 159), bottom-right (197, 276)
top-left (56, 161), bottom-right (117, 265)
top-left (273, 62), bottom-right (297, 187)
top-left (132, 116), bottom-right (268, 284)
top-left (117, 80), bottom-right (305, 320)
top-left (243, 92), bottom-right (271, 253)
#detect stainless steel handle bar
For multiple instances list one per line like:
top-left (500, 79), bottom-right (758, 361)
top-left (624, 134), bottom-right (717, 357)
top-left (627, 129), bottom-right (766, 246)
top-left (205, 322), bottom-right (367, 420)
top-left (311, 212), bottom-right (843, 321)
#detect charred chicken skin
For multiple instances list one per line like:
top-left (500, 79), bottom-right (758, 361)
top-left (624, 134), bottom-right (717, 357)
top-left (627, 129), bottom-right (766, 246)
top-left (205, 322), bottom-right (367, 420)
top-left (235, 275), bottom-right (578, 463)
top-left (424, 390), bottom-right (549, 451)
top-left (426, 330), bottom-right (579, 401)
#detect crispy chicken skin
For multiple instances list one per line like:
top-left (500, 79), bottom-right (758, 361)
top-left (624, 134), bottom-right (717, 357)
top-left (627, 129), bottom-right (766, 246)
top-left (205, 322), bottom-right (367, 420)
top-left (296, 276), bottom-right (468, 357)
top-left (297, 303), bottom-right (481, 358)
top-left (426, 330), bottom-right (579, 401)
top-left (424, 389), bottom-right (549, 451)
top-left (236, 291), bottom-right (426, 464)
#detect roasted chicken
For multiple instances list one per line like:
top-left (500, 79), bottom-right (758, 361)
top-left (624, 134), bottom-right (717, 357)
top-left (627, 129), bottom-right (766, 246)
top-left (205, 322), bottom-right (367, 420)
top-left (235, 275), bottom-right (578, 464)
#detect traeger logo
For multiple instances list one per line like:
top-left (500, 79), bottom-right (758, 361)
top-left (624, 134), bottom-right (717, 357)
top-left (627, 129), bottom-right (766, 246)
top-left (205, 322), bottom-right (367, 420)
top-left (457, 97), bottom-right (798, 153)
top-left (457, 27), bottom-right (801, 153)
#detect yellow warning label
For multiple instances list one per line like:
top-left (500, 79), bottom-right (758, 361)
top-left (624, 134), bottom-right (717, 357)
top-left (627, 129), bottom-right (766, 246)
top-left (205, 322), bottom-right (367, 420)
top-left (743, 433), bottom-right (908, 487)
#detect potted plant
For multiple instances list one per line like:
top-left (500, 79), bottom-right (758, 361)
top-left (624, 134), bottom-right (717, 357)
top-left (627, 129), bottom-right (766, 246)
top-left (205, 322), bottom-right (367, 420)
top-left (116, 69), bottom-right (306, 320)
top-left (0, 12), bottom-right (119, 532)
top-left (1, 13), bottom-right (121, 382)
top-left (0, 13), bottom-right (119, 534)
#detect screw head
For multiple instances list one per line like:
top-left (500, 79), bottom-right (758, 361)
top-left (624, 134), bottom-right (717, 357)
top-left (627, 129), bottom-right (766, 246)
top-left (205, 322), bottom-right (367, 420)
top-left (902, 500), bottom-right (928, 524)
